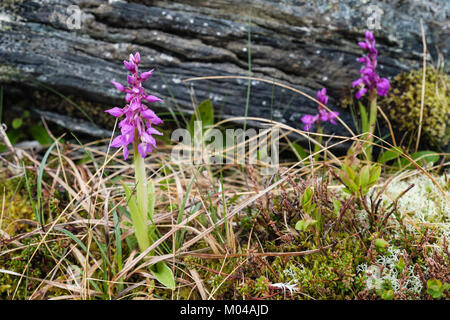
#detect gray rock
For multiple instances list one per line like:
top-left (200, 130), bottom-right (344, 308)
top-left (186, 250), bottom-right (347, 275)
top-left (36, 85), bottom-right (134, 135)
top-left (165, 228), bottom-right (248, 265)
top-left (0, 0), bottom-right (448, 142)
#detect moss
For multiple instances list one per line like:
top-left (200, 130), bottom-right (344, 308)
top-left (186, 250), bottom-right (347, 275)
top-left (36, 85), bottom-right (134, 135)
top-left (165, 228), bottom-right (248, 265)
top-left (0, 171), bottom-right (34, 236)
top-left (0, 64), bottom-right (21, 83)
top-left (381, 68), bottom-right (449, 149)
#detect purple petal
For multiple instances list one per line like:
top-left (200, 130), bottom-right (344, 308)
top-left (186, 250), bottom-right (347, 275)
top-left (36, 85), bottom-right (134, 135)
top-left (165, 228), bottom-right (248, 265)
top-left (140, 69), bottom-right (154, 81)
top-left (125, 93), bottom-right (133, 102)
top-left (355, 88), bottom-right (367, 100)
top-left (110, 135), bottom-right (125, 148)
top-left (123, 60), bottom-right (136, 72)
top-left (352, 78), bottom-right (363, 88)
top-left (365, 30), bottom-right (375, 42)
top-left (111, 81), bottom-right (125, 92)
top-left (141, 110), bottom-right (163, 125)
top-left (141, 109), bottom-right (157, 119)
top-left (127, 75), bottom-right (135, 85)
top-left (317, 88), bottom-right (328, 105)
top-left (138, 143), bottom-right (147, 158)
top-left (358, 42), bottom-right (368, 50)
top-left (377, 78), bottom-right (390, 96)
top-left (123, 147), bottom-right (129, 160)
top-left (105, 107), bottom-right (124, 118)
top-left (130, 100), bottom-right (141, 111)
top-left (147, 127), bottom-right (163, 136)
top-left (142, 132), bottom-right (156, 147)
top-left (134, 52), bottom-right (141, 65)
top-left (144, 95), bottom-right (163, 103)
top-left (301, 114), bottom-right (318, 125)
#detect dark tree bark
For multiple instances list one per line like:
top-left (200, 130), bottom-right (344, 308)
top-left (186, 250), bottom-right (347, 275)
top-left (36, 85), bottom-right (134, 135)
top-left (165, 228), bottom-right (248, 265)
top-left (0, 0), bottom-right (448, 140)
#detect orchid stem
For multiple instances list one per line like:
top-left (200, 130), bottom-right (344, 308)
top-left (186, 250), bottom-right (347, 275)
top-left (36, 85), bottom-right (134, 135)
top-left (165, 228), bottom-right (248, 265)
top-left (314, 122), bottom-right (322, 162)
top-left (365, 91), bottom-right (377, 161)
top-left (133, 137), bottom-right (149, 247)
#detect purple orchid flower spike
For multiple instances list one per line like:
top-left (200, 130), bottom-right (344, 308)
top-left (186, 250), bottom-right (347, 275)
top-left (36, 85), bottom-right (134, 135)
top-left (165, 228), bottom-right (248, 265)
top-left (106, 52), bottom-right (163, 160)
top-left (353, 30), bottom-right (390, 99)
top-left (300, 88), bottom-right (339, 131)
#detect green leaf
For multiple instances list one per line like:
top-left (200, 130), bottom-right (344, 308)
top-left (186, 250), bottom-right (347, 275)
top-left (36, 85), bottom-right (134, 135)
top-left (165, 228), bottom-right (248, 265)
top-left (377, 146), bottom-right (403, 164)
top-left (368, 165), bottom-right (381, 186)
top-left (339, 170), bottom-right (359, 194)
top-left (295, 219), bottom-right (317, 232)
top-left (375, 238), bottom-right (389, 253)
top-left (399, 151), bottom-right (440, 169)
top-left (359, 102), bottom-right (369, 134)
top-left (332, 199), bottom-right (341, 215)
top-left (290, 142), bottom-right (308, 161)
top-left (360, 165), bottom-right (371, 187)
top-left (112, 207), bottom-right (123, 274)
top-left (29, 125), bottom-right (53, 146)
top-left (427, 279), bottom-right (444, 299)
top-left (36, 138), bottom-right (60, 225)
top-left (122, 182), bottom-right (149, 253)
top-left (150, 261), bottom-right (175, 290)
top-left (12, 118), bottom-right (22, 129)
top-left (343, 164), bottom-right (357, 181)
top-left (395, 258), bottom-right (405, 274)
top-left (301, 187), bottom-right (313, 212)
top-left (148, 179), bottom-right (155, 221)
top-left (380, 289), bottom-right (394, 300)
top-left (188, 99), bottom-right (214, 137)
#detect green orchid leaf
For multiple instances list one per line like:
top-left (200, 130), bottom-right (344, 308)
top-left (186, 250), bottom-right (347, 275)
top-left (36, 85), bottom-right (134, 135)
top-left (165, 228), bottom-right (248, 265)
top-left (399, 151), bottom-right (440, 170)
top-left (150, 262), bottom-right (175, 290)
top-left (377, 146), bottom-right (403, 164)
top-left (360, 165), bottom-right (371, 187)
top-left (148, 179), bottom-right (155, 221)
top-left (290, 142), bottom-right (309, 161)
top-left (122, 182), bottom-right (149, 253)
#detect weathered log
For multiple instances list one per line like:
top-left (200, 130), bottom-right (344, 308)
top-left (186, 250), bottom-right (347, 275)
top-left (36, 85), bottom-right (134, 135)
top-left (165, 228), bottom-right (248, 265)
top-left (0, 0), bottom-right (448, 142)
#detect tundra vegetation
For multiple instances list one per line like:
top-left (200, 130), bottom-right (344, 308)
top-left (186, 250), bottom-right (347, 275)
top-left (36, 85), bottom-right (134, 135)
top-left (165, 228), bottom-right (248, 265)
top-left (0, 29), bottom-right (448, 301)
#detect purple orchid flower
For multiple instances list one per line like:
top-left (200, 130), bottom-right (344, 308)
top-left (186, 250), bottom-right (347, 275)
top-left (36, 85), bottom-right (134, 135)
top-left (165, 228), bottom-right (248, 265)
top-left (301, 88), bottom-right (339, 131)
top-left (352, 30), bottom-right (390, 99)
top-left (105, 52), bottom-right (163, 160)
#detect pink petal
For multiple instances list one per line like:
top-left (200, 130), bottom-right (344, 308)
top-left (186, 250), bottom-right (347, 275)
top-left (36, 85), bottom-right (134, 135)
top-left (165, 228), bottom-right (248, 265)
top-left (377, 78), bottom-right (390, 96)
top-left (365, 30), bottom-right (375, 42)
top-left (110, 135), bottom-right (125, 148)
top-left (352, 78), bottom-right (363, 88)
top-left (355, 88), bottom-right (367, 99)
top-left (134, 52), bottom-right (141, 64)
top-left (147, 127), bottom-right (163, 136)
top-left (138, 143), bottom-right (147, 158)
top-left (123, 60), bottom-right (136, 72)
top-left (111, 81), bottom-right (125, 92)
top-left (105, 107), bottom-right (124, 118)
top-left (144, 95), bottom-right (163, 103)
top-left (123, 147), bottom-right (129, 160)
top-left (127, 75), bottom-right (135, 85)
top-left (358, 42), bottom-right (368, 50)
top-left (141, 109), bottom-right (157, 119)
top-left (140, 69), bottom-right (154, 81)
